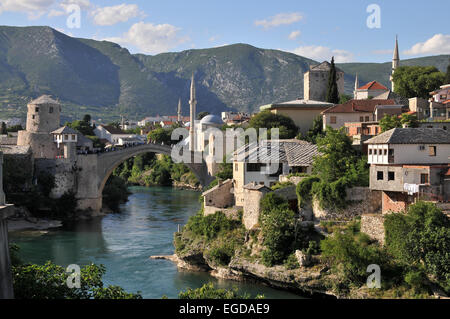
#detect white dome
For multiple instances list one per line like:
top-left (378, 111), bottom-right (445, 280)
top-left (200, 114), bottom-right (223, 126)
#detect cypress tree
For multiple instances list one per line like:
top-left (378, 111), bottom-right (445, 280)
top-left (445, 59), bottom-right (450, 84)
top-left (0, 122), bottom-right (6, 135)
top-left (326, 56), bottom-right (340, 104)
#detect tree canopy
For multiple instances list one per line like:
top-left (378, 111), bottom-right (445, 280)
top-left (379, 113), bottom-right (418, 132)
top-left (248, 110), bottom-right (298, 139)
top-left (392, 66), bottom-right (445, 99)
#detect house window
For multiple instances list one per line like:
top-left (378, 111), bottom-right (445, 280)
top-left (365, 116), bottom-right (370, 122)
top-left (384, 149), bottom-right (387, 155)
top-left (369, 149), bottom-right (372, 155)
top-left (235, 164), bottom-right (238, 172)
top-left (71, 134), bottom-right (76, 140)
top-left (388, 149), bottom-right (394, 156)
top-left (375, 127), bottom-right (379, 134)
top-left (388, 172), bottom-right (395, 181)
top-left (360, 116), bottom-right (364, 122)
top-left (357, 127), bottom-right (361, 134)
top-left (420, 174), bottom-right (429, 184)
top-left (35, 107), bottom-right (39, 112)
top-left (32, 115), bottom-right (35, 119)
top-left (429, 146), bottom-right (436, 156)
top-left (377, 171), bottom-right (384, 180)
top-left (64, 134), bottom-right (68, 140)
top-left (49, 106), bottom-right (53, 113)
top-left (330, 116), bottom-right (337, 124)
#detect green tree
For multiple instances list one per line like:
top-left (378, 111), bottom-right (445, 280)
top-left (0, 122), bottom-right (6, 134)
top-left (326, 57), bottom-right (339, 104)
top-left (400, 113), bottom-right (418, 128)
top-left (445, 59), bottom-right (450, 84)
top-left (302, 116), bottom-right (324, 144)
top-left (82, 114), bottom-right (91, 123)
top-left (103, 175), bottom-right (130, 211)
top-left (313, 128), bottom-right (358, 183)
top-left (392, 66), bottom-right (445, 99)
top-left (12, 261), bottom-right (141, 299)
top-left (249, 110), bottom-right (298, 139)
top-left (339, 94), bottom-right (353, 104)
top-left (379, 114), bottom-right (401, 132)
top-left (66, 120), bottom-right (94, 136)
top-left (384, 202), bottom-right (450, 292)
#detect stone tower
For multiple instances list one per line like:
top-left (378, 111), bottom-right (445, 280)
top-left (177, 98), bottom-right (182, 122)
top-left (17, 95), bottom-right (61, 158)
top-left (303, 61), bottom-right (345, 102)
top-left (189, 73), bottom-right (197, 152)
top-left (391, 36), bottom-right (400, 92)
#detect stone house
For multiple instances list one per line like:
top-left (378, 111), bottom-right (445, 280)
top-left (321, 99), bottom-right (398, 130)
top-left (233, 139), bottom-right (319, 206)
top-left (202, 179), bottom-right (234, 216)
top-left (365, 128), bottom-right (450, 214)
top-left (241, 182), bottom-right (272, 230)
top-left (93, 125), bottom-right (133, 145)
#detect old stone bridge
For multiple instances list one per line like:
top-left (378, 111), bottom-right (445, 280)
top-left (73, 143), bottom-right (215, 211)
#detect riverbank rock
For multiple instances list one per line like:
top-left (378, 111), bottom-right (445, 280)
top-left (295, 250), bottom-right (312, 267)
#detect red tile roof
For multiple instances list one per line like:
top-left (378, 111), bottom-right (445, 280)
top-left (358, 81), bottom-right (389, 91)
top-left (322, 99), bottom-right (395, 114)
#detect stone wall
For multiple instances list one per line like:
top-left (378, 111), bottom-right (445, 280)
top-left (361, 214), bottom-right (385, 244)
top-left (311, 187), bottom-right (382, 221)
top-left (242, 189), bottom-right (267, 230)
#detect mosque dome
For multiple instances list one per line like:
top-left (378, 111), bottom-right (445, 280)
top-left (200, 114), bottom-right (223, 126)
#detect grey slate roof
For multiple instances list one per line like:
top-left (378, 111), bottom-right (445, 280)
top-left (51, 126), bottom-right (79, 135)
top-left (364, 128), bottom-right (450, 144)
top-left (29, 95), bottom-right (60, 105)
top-left (243, 182), bottom-right (272, 191)
top-left (234, 139), bottom-right (320, 166)
top-left (309, 61), bottom-right (343, 73)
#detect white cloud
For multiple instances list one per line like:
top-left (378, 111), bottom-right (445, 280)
top-left (104, 22), bottom-right (188, 54)
top-left (91, 3), bottom-right (143, 26)
top-left (0, 0), bottom-right (55, 19)
top-left (48, 8), bottom-right (65, 17)
top-left (290, 45), bottom-right (355, 63)
top-left (60, 0), bottom-right (91, 10)
top-left (404, 34), bottom-right (450, 56)
top-left (255, 12), bottom-right (303, 29)
top-left (288, 30), bottom-right (301, 40)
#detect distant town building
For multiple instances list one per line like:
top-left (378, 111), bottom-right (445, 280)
top-left (429, 84), bottom-right (450, 120)
top-left (354, 81), bottom-right (390, 100)
top-left (321, 99), bottom-right (398, 130)
top-left (51, 126), bottom-right (78, 159)
top-left (365, 128), bottom-right (450, 213)
top-left (93, 125), bottom-right (134, 145)
top-left (303, 61), bottom-right (345, 102)
top-left (260, 99), bottom-right (334, 135)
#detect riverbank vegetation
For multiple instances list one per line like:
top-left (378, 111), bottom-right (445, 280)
top-left (296, 127), bottom-right (369, 210)
top-left (10, 245), bottom-right (142, 299)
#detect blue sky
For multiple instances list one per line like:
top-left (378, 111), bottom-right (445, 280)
top-left (0, 0), bottom-right (449, 62)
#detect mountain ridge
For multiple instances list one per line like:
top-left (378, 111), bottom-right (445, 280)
top-left (0, 26), bottom-right (448, 122)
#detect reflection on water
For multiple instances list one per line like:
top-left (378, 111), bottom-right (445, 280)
top-left (10, 186), bottom-right (302, 299)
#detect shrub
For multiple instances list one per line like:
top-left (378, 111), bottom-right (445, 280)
top-left (178, 283), bottom-right (254, 299)
top-left (296, 176), bottom-right (320, 207)
top-left (284, 253), bottom-right (299, 270)
top-left (185, 211), bottom-right (241, 241)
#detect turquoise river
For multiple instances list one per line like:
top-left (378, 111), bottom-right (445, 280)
top-left (10, 186), bottom-right (302, 299)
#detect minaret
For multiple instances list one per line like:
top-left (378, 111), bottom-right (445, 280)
top-left (189, 73), bottom-right (197, 152)
top-left (391, 35), bottom-right (400, 92)
top-left (353, 73), bottom-right (359, 99)
top-left (177, 98), bottom-right (182, 122)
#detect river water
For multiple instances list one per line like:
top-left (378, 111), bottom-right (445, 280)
top-left (10, 186), bottom-right (302, 299)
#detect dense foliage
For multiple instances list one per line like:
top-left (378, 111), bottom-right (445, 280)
top-left (248, 110), bottom-right (298, 139)
top-left (299, 116), bottom-right (324, 144)
top-left (384, 202), bottom-right (450, 293)
top-left (12, 261), bottom-right (142, 299)
top-left (392, 66), bottom-right (445, 99)
top-left (259, 193), bottom-right (311, 267)
top-left (379, 113), bottom-right (418, 132)
top-left (102, 175), bottom-right (130, 211)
